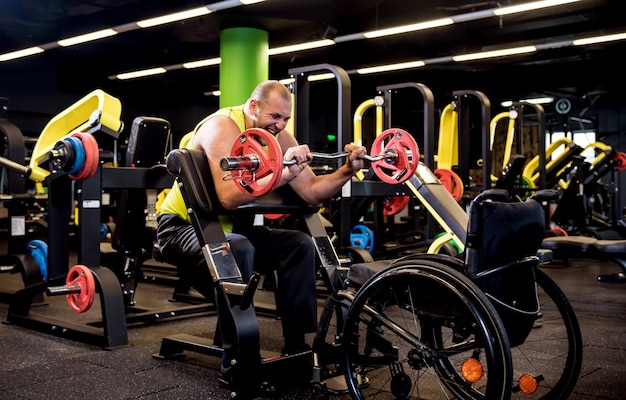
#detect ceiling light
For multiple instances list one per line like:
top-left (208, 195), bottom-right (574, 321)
top-left (57, 29), bottom-right (118, 47)
top-left (277, 75), bottom-right (335, 83)
top-left (573, 32), bottom-right (626, 46)
top-left (279, 78), bottom-right (295, 85)
top-left (0, 47), bottom-right (44, 61)
top-left (183, 58), bottom-right (222, 69)
top-left (100, 0), bottom-right (612, 82)
top-left (501, 97), bottom-right (554, 107)
top-left (453, 46), bottom-right (536, 61)
top-left (525, 97), bottom-right (554, 104)
top-left (207, 0), bottom-right (265, 11)
top-left (494, 0), bottom-right (580, 16)
top-left (268, 39), bottom-right (335, 55)
top-left (0, 1), bottom-right (254, 61)
top-left (363, 18), bottom-right (454, 39)
top-left (115, 67), bottom-right (167, 80)
top-left (307, 73), bottom-right (336, 81)
top-left (136, 7), bottom-right (211, 28)
top-left (109, 26), bottom-right (626, 81)
top-left (357, 60), bottom-right (426, 74)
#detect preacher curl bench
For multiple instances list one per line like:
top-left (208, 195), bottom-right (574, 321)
top-left (153, 147), bottom-right (346, 398)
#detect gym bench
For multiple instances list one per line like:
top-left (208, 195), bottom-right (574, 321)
top-left (541, 235), bottom-right (626, 283)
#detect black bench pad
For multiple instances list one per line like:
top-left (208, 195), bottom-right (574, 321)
top-left (541, 236), bottom-right (626, 283)
top-left (542, 236), bottom-right (626, 259)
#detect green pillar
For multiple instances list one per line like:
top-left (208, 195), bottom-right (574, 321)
top-left (219, 27), bottom-right (269, 107)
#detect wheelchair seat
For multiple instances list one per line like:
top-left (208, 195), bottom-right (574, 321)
top-left (345, 260), bottom-right (392, 287)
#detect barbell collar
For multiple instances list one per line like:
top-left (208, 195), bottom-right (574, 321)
top-left (50, 141), bottom-right (75, 173)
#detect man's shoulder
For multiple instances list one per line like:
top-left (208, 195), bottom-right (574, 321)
top-left (212, 106), bottom-right (246, 131)
top-left (213, 105), bottom-right (244, 117)
top-left (196, 109), bottom-right (239, 129)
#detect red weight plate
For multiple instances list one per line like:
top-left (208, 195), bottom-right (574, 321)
top-left (82, 133), bottom-right (100, 178)
top-left (383, 196), bottom-right (410, 216)
top-left (65, 264), bottom-right (96, 313)
top-left (69, 132), bottom-right (99, 180)
top-left (434, 168), bottom-right (464, 202)
top-left (550, 227), bottom-right (569, 237)
top-left (370, 128), bottom-right (419, 184)
top-left (230, 128), bottom-right (283, 197)
top-left (264, 213), bottom-right (290, 220)
top-left (614, 152), bottom-right (626, 172)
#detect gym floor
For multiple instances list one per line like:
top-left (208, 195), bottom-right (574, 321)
top-left (0, 256), bottom-right (624, 400)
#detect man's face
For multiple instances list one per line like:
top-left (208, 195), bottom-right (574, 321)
top-left (251, 92), bottom-right (292, 135)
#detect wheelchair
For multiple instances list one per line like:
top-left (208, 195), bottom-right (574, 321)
top-left (324, 186), bottom-right (583, 400)
top-left (157, 147), bottom-right (582, 400)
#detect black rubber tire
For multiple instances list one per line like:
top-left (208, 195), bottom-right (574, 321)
top-left (343, 259), bottom-right (513, 399)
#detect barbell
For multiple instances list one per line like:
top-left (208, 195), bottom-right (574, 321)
top-left (0, 131), bottom-right (100, 183)
top-left (221, 127), bottom-right (420, 196)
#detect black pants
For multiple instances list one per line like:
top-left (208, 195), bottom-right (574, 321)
top-left (156, 214), bottom-right (318, 339)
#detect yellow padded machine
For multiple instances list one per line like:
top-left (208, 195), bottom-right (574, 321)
top-left (28, 89), bottom-right (123, 183)
top-left (434, 102), bottom-right (459, 171)
top-left (522, 137), bottom-right (583, 189)
top-left (489, 110), bottom-right (517, 183)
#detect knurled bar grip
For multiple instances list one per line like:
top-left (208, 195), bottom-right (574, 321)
top-left (221, 151), bottom-right (391, 170)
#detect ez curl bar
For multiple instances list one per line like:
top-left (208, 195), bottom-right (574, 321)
top-left (220, 127), bottom-right (420, 196)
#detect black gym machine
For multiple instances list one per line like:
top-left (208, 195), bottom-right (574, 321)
top-left (3, 91), bottom-right (215, 349)
top-left (0, 98), bottom-right (50, 301)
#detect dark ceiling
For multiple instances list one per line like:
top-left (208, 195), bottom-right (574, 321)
top-left (1, 0), bottom-right (625, 137)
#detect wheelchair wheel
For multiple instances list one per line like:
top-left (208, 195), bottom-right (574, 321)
top-left (509, 268), bottom-right (582, 399)
top-left (343, 259), bottom-right (513, 399)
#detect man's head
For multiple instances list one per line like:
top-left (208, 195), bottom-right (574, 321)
top-left (246, 80), bottom-right (292, 135)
